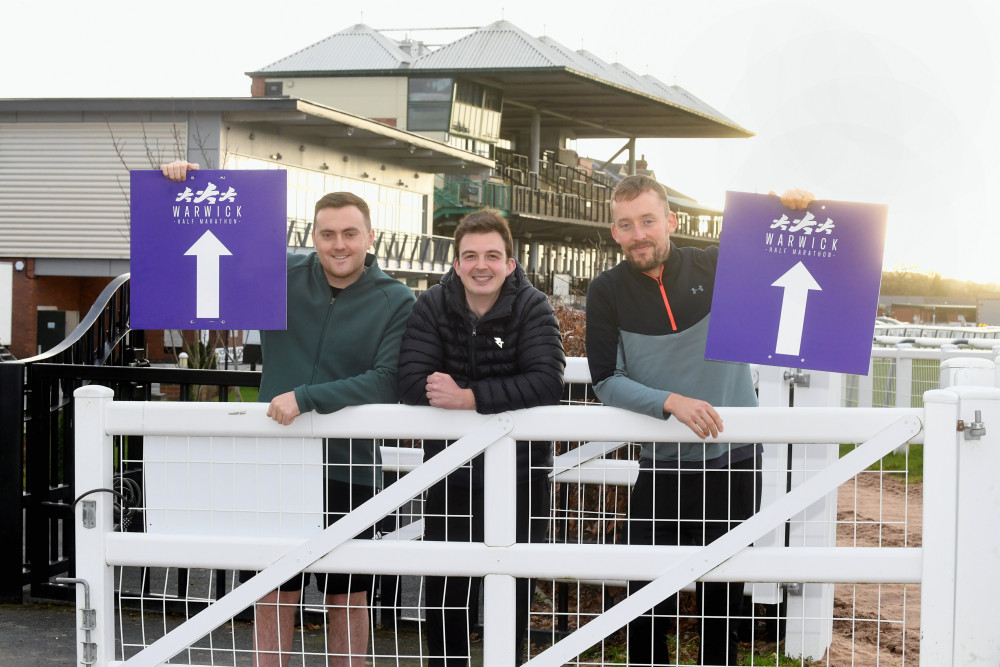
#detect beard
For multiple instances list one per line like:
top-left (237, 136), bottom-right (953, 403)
top-left (623, 241), bottom-right (670, 273)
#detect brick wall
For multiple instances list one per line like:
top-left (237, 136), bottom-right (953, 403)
top-left (6, 259), bottom-right (113, 358)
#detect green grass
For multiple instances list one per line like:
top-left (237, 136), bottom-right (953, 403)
top-left (232, 386), bottom-right (258, 402)
top-left (840, 442), bottom-right (923, 483)
top-left (739, 651), bottom-right (817, 666)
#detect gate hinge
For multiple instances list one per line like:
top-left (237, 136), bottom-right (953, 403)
top-left (783, 370), bottom-right (810, 387)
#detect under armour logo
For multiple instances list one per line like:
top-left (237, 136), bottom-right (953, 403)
top-left (494, 337), bottom-right (504, 348)
top-left (691, 285), bottom-right (704, 294)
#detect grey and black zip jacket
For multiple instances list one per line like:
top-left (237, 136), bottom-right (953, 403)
top-left (585, 243), bottom-right (757, 465)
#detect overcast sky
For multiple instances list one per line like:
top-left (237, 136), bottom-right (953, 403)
top-left (5, 0), bottom-right (997, 284)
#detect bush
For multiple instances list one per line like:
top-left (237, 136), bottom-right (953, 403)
top-left (553, 304), bottom-right (587, 356)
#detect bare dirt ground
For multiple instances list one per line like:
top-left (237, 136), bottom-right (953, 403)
top-left (827, 473), bottom-right (922, 666)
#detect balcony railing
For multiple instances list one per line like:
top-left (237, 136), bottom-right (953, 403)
top-left (286, 217), bottom-right (456, 274)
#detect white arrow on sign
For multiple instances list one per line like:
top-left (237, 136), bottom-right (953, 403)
top-left (184, 230), bottom-right (232, 319)
top-left (771, 261), bottom-right (822, 356)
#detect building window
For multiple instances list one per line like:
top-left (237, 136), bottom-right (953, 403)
top-left (450, 80), bottom-right (502, 142)
top-left (408, 78), bottom-right (453, 131)
top-left (264, 81), bottom-right (284, 97)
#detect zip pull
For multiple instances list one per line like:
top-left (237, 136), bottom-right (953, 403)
top-left (653, 266), bottom-right (678, 331)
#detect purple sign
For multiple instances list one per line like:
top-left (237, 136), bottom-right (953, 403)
top-left (130, 169), bottom-right (287, 330)
top-left (706, 191), bottom-right (888, 375)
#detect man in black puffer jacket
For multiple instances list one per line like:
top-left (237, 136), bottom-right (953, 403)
top-left (397, 209), bottom-right (565, 666)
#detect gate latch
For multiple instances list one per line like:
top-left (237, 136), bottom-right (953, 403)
top-left (959, 410), bottom-right (987, 441)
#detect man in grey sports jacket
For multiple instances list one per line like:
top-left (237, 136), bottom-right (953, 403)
top-left (586, 175), bottom-right (812, 666)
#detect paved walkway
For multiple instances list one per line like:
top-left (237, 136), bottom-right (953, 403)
top-left (0, 599), bottom-right (80, 666)
top-left (0, 598), bottom-right (480, 666)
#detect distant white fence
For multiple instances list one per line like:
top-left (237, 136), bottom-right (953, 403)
top-left (68, 353), bottom-right (1000, 666)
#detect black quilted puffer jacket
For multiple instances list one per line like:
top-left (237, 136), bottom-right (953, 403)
top-left (397, 262), bottom-right (566, 485)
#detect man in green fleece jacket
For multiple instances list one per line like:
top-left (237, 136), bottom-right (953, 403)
top-left (161, 161), bottom-right (415, 667)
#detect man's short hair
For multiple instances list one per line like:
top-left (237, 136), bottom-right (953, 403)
top-left (314, 192), bottom-right (372, 229)
top-left (454, 209), bottom-right (514, 259)
top-left (611, 174), bottom-right (671, 213)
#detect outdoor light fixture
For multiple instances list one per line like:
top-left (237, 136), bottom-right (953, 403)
top-left (361, 172), bottom-right (369, 178)
top-left (269, 153), bottom-right (282, 160)
top-left (408, 144), bottom-right (416, 154)
top-left (380, 164), bottom-right (386, 171)
top-left (414, 173), bottom-right (420, 179)
top-left (397, 179), bottom-right (405, 186)
top-left (299, 144), bottom-right (306, 152)
top-left (319, 162), bottom-right (329, 170)
top-left (346, 127), bottom-right (354, 136)
top-left (342, 155), bottom-right (350, 162)
top-left (248, 132), bottom-right (255, 140)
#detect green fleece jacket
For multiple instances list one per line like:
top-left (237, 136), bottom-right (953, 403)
top-left (259, 252), bottom-right (415, 487)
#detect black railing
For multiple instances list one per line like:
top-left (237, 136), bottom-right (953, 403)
top-left (0, 274), bottom-right (263, 602)
top-left (510, 185), bottom-right (611, 224)
top-left (286, 218), bottom-right (457, 269)
top-left (492, 148), bottom-right (612, 225)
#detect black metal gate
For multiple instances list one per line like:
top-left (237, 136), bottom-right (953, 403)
top-left (0, 275), bottom-right (262, 602)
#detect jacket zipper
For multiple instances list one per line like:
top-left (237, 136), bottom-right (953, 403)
top-left (470, 323), bottom-right (478, 379)
top-left (310, 294), bottom-right (337, 384)
top-left (652, 265), bottom-right (678, 331)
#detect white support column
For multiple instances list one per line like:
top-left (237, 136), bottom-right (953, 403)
top-left (950, 385), bottom-right (1000, 664)
top-left (483, 434), bottom-right (518, 666)
top-left (73, 385), bottom-right (116, 667)
top-left (529, 110), bottom-right (541, 175)
top-left (784, 370), bottom-right (842, 661)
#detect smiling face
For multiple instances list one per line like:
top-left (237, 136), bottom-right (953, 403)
top-left (311, 204), bottom-right (374, 288)
top-left (454, 230), bottom-right (516, 317)
top-left (610, 188), bottom-right (677, 275)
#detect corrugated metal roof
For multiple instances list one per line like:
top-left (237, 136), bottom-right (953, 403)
top-left (536, 36), bottom-right (593, 71)
top-left (574, 49), bottom-right (634, 87)
top-left (661, 80), bottom-right (737, 126)
top-left (411, 20), bottom-right (563, 70)
top-left (254, 24), bottom-right (412, 73)
top-left (245, 20), bottom-right (753, 139)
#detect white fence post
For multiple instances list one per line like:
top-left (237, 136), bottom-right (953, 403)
top-left (940, 357), bottom-right (995, 389)
top-left (752, 365), bottom-right (790, 606)
top-left (994, 346), bottom-right (1000, 387)
top-left (894, 343), bottom-right (914, 408)
top-left (783, 370), bottom-right (841, 661)
top-left (73, 385), bottom-right (116, 667)
top-left (949, 384), bottom-right (1000, 663)
top-left (482, 433), bottom-right (518, 666)
top-left (920, 386), bottom-right (961, 664)
top-left (857, 357), bottom-right (875, 408)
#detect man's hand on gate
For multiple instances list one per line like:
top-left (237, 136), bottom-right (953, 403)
top-left (663, 393), bottom-right (724, 439)
top-left (267, 392), bottom-right (302, 425)
top-left (425, 372), bottom-right (476, 410)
